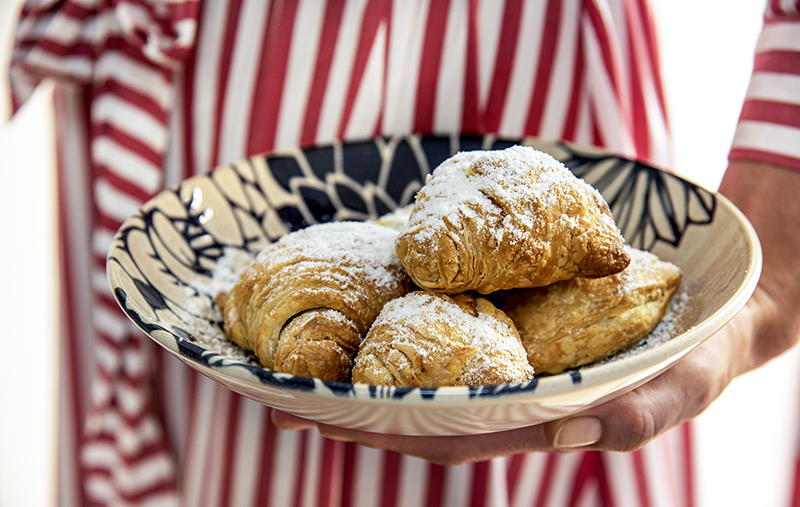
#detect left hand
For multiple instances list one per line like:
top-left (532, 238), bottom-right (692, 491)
top-left (273, 160), bottom-right (800, 465)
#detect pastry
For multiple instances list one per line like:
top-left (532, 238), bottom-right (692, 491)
top-left (352, 291), bottom-right (534, 387)
top-left (216, 221), bottom-right (411, 381)
top-left (502, 247), bottom-right (682, 374)
top-left (395, 145), bottom-right (630, 294)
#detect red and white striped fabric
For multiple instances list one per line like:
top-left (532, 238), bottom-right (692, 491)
top-left (12, 2), bottom-right (196, 505)
top-left (729, 1), bottom-right (800, 171)
top-left (14, 0), bottom-right (783, 505)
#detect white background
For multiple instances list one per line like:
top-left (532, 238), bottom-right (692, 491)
top-left (1, 0), bottom-right (798, 506)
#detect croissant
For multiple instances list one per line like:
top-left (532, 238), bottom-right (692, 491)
top-left (395, 145), bottom-right (630, 294)
top-left (216, 221), bottom-right (411, 381)
top-left (352, 291), bottom-right (534, 387)
top-left (502, 247), bottom-right (682, 374)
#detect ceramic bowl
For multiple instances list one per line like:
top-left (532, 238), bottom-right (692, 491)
top-left (106, 134), bottom-right (760, 436)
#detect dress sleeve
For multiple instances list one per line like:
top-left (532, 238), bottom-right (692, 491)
top-left (729, 5), bottom-right (800, 171)
top-left (7, 3), bottom-right (200, 506)
top-left (8, 0), bottom-right (198, 112)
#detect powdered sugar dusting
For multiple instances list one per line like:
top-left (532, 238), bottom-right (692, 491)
top-left (176, 248), bottom-right (258, 362)
top-left (197, 248), bottom-right (257, 298)
top-left (596, 287), bottom-right (690, 365)
top-left (613, 247), bottom-right (679, 295)
top-left (371, 204), bottom-right (414, 230)
top-left (403, 145), bottom-right (600, 242)
top-left (358, 292), bottom-right (534, 385)
top-left (253, 221), bottom-right (405, 291)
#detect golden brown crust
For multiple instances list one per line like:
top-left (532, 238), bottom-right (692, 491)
top-left (352, 292), bottom-right (534, 387)
top-left (395, 146), bottom-right (630, 294)
top-left (502, 248), bottom-right (682, 374)
top-left (273, 309), bottom-right (361, 381)
top-left (217, 222), bottom-right (411, 381)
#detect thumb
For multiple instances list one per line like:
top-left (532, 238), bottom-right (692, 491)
top-left (544, 337), bottom-right (731, 452)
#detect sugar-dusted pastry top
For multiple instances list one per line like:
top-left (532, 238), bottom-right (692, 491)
top-left (215, 221), bottom-right (411, 381)
top-left (352, 291), bottom-right (535, 387)
top-left (395, 145), bottom-right (630, 294)
top-left (502, 247), bottom-right (683, 374)
top-left (371, 204), bottom-right (414, 231)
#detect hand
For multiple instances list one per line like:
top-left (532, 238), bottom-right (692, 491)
top-left (271, 321), bottom-right (749, 464)
top-left (273, 160), bottom-right (800, 465)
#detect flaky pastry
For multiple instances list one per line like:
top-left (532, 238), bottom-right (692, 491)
top-left (395, 145), bottom-right (630, 294)
top-left (501, 247), bottom-right (682, 374)
top-left (216, 221), bottom-right (411, 381)
top-left (352, 291), bottom-right (534, 387)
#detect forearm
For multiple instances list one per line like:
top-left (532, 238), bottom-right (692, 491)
top-left (718, 160), bottom-right (800, 373)
top-left (717, 4), bottom-right (800, 372)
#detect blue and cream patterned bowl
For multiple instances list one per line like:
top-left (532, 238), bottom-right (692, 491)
top-left (106, 134), bottom-right (760, 436)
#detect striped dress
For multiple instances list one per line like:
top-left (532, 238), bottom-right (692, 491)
top-left (9, 1), bottom-right (800, 506)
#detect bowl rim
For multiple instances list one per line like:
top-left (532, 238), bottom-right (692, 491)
top-left (105, 139), bottom-right (762, 410)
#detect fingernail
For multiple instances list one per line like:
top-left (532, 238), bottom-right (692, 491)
top-left (322, 433), bottom-right (353, 442)
top-left (317, 427), bottom-right (353, 442)
top-left (553, 417), bottom-right (602, 449)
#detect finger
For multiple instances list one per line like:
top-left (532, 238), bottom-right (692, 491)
top-left (270, 410), bottom-right (316, 430)
top-left (316, 423), bottom-right (551, 466)
top-left (544, 329), bottom-right (734, 452)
